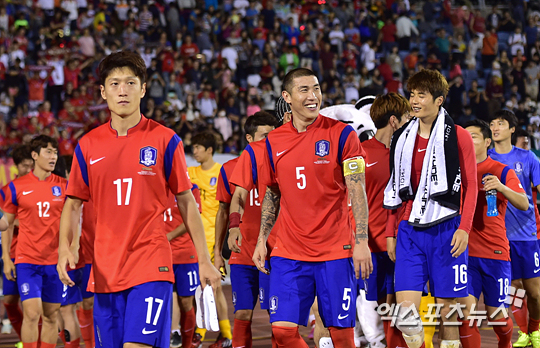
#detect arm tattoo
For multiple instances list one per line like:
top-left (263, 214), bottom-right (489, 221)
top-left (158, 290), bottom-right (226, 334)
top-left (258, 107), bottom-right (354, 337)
top-left (345, 172), bottom-right (369, 244)
top-left (257, 186), bottom-right (281, 246)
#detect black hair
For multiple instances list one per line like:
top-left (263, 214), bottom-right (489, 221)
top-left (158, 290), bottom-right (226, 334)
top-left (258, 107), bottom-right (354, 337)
top-left (30, 135), bottom-right (58, 155)
top-left (192, 132), bottom-right (217, 155)
top-left (98, 50), bottom-right (147, 86)
top-left (282, 68), bottom-right (317, 93)
top-left (12, 144), bottom-right (32, 165)
top-left (244, 111), bottom-right (278, 138)
top-left (464, 119), bottom-right (492, 140)
top-left (490, 110), bottom-right (518, 130)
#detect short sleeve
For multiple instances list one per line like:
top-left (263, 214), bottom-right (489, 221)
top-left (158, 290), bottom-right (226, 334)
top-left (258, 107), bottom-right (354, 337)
top-left (3, 182), bottom-right (18, 215)
top-left (338, 125), bottom-right (366, 163)
top-left (0, 186), bottom-right (6, 209)
top-left (191, 185), bottom-right (202, 213)
top-left (260, 138), bottom-right (277, 187)
top-left (66, 144), bottom-right (91, 201)
top-left (216, 166), bottom-right (233, 204)
top-left (528, 152), bottom-right (540, 188)
top-left (164, 135), bottom-right (192, 195)
top-left (505, 167), bottom-right (526, 194)
top-left (230, 145), bottom-right (256, 191)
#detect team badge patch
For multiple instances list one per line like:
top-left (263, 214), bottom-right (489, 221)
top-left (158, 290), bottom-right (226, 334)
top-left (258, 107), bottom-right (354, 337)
top-left (20, 283), bottom-right (29, 295)
top-left (315, 140), bottom-right (330, 157)
top-left (514, 162), bottom-right (523, 174)
top-left (210, 177), bottom-right (217, 186)
top-left (140, 146), bottom-right (157, 167)
top-left (52, 186), bottom-right (62, 197)
top-left (232, 291), bottom-right (237, 306)
top-left (269, 296), bottom-right (278, 314)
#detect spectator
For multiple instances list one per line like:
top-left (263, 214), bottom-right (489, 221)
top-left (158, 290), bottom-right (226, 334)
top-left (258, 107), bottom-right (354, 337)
top-left (197, 88), bottom-right (217, 119)
top-left (396, 11), bottom-right (419, 51)
top-left (278, 45), bottom-right (299, 73)
top-left (328, 23), bottom-right (345, 56)
top-left (509, 26), bottom-right (527, 57)
top-left (360, 38), bottom-right (376, 71)
top-left (482, 27), bottom-right (498, 69)
top-left (221, 40), bottom-right (238, 72)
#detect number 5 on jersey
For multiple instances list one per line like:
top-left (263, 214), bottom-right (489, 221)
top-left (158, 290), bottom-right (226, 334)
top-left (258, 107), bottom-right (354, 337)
top-left (114, 178), bottom-right (133, 206)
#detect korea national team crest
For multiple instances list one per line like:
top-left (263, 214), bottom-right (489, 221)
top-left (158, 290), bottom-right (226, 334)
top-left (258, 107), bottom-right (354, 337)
top-left (52, 186), bottom-right (62, 197)
top-left (269, 296), bottom-right (278, 314)
top-left (210, 177), bottom-right (217, 186)
top-left (20, 283), bottom-right (29, 295)
top-left (140, 146), bottom-right (157, 167)
top-left (315, 140), bottom-right (330, 157)
top-left (514, 162), bottom-right (523, 174)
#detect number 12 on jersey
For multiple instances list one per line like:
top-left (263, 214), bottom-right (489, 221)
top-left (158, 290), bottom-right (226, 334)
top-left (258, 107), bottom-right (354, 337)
top-left (114, 178), bottom-right (133, 206)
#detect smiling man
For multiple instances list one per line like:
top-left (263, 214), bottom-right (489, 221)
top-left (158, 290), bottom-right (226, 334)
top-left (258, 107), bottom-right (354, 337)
top-left (252, 68), bottom-right (371, 348)
top-left (383, 69), bottom-right (477, 348)
top-left (56, 50), bottom-right (221, 348)
top-left (488, 110), bottom-right (540, 348)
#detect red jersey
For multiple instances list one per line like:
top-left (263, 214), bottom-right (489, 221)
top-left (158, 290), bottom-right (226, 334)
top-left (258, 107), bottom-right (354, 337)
top-left (261, 116), bottom-right (365, 261)
top-left (470, 156), bottom-right (524, 260)
top-left (3, 173), bottom-right (67, 265)
top-left (216, 158), bottom-right (238, 204)
top-left (229, 140), bottom-right (273, 265)
top-left (402, 127), bottom-right (477, 234)
top-left (67, 116), bottom-right (192, 293)
top-left (80, 200), bottom-right (96, 265)
top-left (167, 186), bottom-right (201, 265)
top-left (361, 137), bottom-right (391, 253)
top-left (0, 185), bottom-right (17, 259)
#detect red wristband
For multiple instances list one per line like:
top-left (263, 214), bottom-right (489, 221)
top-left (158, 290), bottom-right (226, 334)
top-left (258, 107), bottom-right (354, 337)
top-left (229, 212), bottom-right (241, 229)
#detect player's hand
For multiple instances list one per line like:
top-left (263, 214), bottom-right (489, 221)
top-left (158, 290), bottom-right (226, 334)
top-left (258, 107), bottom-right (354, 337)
top-left (386, 237), bottom-right (397, 263)
top-left (353, 242), bottom-right (373, 280)
top-left (228, 227), bottom-right (242, 253)
top-left (3, 258), bottom-right (15, 281)
top-left (214, 253), bottom-right (227, 276)
top-left (483, 175), bottom-right (504, 192)
top-left (252, 238), bottom-right (269, 274)
top-left (450, 229), bottom-right (469, 258)
top-left (199, 260), bottom-right (222, 290)
top-left (70, 244), bottom-right (80, 265)
top-left (57, 246), bottom-right (76, 287)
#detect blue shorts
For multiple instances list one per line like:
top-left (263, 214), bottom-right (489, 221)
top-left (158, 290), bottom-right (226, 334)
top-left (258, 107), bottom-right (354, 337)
top-left (365, 252), bottom-right (395, 301)
top-left (3, 259), bottom-right (18, 296)
top-left (62, 268), bottom-right (83, 306)
top-left (269, 257), bottom-right (356, 328)
top-left (231, 260), bottom-right (271, 312)
top-left (94, 281), bottom-right (172, 348)
top-left (395, 216), bottom-right (468, 298)
top-left (468, 256), bottom-right (511, 308)
top-left (259, 261), bottom-right (271, 310)
top-left (16, 263), bottom-right (64, 303)
top-left (509, 241), bottom-right (540, 280)
top-left (173, 263), bottom-right (199, 297)
top-left (81, 264), bottom-right (93, 299)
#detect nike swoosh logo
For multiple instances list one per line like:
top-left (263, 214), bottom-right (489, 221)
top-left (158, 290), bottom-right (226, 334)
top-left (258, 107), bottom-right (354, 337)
top-left (454, 285), bottom-right (467, 291)
top-left (190, 286), bottom-right (198, 291)
top-left (498, 298), bottom-right (507, 302)
top-left (90, 157), bottom-right (106, 165)
top-left (22, 191), bottom-right (33, 195)
top-left (62, 292), bottom-right (67, 298)
top-left (338, 314), bottom-right (349, 320)
top-left (366, 162), bottom-right (378, 167)
top-left (276, 150), bottom-right (287, 157)
top-left (142, 328), bottom-right (157, 335)
top-left (418, 149), bottom-right (427, 152)
top-left (535, 269), bottom-right (540, 273)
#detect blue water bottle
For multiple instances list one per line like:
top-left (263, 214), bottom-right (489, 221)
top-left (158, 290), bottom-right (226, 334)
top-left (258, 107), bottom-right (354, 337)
top-left (486, 189), bottom-right (498, 217)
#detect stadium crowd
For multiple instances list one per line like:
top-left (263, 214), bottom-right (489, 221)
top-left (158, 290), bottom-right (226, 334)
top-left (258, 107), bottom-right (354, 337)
top-left (1, 0), bottom-right (540, 158)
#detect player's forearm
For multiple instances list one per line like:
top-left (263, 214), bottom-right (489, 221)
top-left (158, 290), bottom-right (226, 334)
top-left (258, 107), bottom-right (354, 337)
top-left (257, 186), bottom-right (280, 244)
top-left (176, 191), bottom-right (212, 264)
top-left (230, 186), bottom-right (248, 217)
top-left (1, 225), bottom-right (13, 262)
top-left (345, 172), bottom-right (369, 245)
top-left (167, 224), bottom-right (187, 242)
top-left (502, 188), bottom-right (529, 211)
top-left (214, 202), bottom-right (230, 253)
top-left (59, 197), bottom-right (83, 251)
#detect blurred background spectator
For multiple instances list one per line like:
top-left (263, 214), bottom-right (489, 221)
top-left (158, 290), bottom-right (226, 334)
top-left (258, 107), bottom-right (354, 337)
top-left (0, 0), bottom-right (539, 170)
